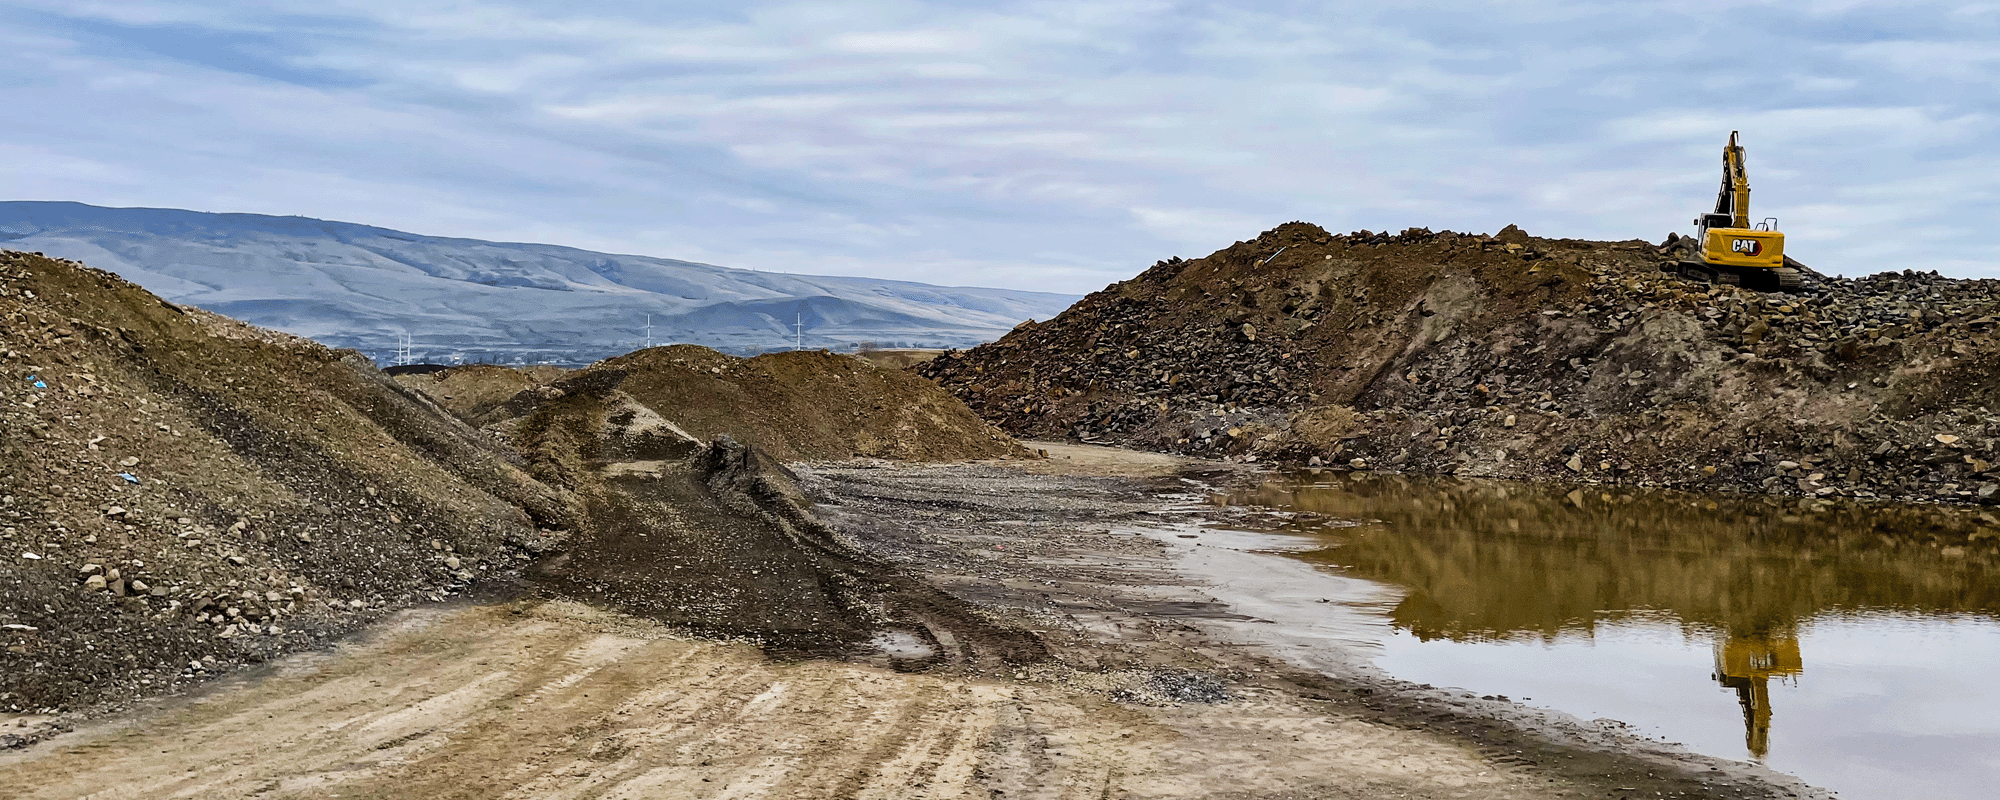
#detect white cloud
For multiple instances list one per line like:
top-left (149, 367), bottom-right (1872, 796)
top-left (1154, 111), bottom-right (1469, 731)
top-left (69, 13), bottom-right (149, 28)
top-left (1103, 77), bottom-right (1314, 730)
top-left (2, 1), bottom-right (1998, 291)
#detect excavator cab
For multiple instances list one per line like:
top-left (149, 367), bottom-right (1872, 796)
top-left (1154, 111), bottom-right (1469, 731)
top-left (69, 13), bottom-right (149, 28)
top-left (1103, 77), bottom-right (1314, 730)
top-left (1672, 132), bottom-right (1802, 292)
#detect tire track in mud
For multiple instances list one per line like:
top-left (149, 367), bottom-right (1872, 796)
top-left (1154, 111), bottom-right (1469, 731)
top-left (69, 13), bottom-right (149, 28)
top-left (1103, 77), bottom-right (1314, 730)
top-left (0, 600), bottom-right (1583, 800)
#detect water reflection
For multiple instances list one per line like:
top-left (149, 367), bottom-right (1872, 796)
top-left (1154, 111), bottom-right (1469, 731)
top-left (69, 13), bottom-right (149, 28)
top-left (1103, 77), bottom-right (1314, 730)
top-left (1221, 473), bottom-right (2000, 764)
top-left (1714, 633), bottom-right (1800, 758)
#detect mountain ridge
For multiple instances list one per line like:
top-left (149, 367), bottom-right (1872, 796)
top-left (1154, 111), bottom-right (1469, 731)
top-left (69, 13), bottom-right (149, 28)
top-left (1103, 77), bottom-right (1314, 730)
top-left (0, 201), bottom-right (1078, 361)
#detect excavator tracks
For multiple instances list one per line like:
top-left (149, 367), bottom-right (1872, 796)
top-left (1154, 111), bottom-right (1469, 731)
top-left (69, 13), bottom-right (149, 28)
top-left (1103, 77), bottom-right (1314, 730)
top-left (1665, 260), bottom-right (1806, 294)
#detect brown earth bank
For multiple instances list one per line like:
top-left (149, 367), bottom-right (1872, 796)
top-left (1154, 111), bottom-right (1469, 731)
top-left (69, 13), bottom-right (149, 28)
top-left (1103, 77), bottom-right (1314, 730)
top-left (0, 251), bottom-right (1025, 729)
top-left (0, 251), bottom-right (573, 718)
top-left (406, 344), bottom-right (1027, 462)
top-left (920, 222), bottom-right (2000, 515)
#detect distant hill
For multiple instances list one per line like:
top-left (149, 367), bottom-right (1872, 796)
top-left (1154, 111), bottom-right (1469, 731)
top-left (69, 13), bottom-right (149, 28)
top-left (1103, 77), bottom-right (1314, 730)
top-left (0, 201), bottom-right (1079, 363)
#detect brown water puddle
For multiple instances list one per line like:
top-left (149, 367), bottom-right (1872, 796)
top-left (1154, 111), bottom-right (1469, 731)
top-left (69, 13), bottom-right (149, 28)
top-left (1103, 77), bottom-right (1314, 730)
top-left (1192, 472), bottom-right (2000, 800)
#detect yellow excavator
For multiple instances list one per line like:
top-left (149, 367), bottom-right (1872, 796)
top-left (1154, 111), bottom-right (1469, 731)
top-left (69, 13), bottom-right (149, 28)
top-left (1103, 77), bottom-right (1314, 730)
top-left (1670, 131), bottom-right (1803, 292)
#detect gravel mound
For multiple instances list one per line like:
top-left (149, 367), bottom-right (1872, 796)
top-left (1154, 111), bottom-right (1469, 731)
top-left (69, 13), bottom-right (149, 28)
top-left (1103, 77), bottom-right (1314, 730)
top-left (0, 249), bottom-right (1038, 720)
top-left (0, 251), bottom-right (575, 715)
top-left (922, 222), bottom-right (2000, 507)
top-left (496, 344), bottom-right (1031, 462)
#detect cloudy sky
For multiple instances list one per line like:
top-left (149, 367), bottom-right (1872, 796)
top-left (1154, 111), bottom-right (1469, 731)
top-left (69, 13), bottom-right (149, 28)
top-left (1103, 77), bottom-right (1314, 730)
top-left (2, 1), bottom-right (1996, 292)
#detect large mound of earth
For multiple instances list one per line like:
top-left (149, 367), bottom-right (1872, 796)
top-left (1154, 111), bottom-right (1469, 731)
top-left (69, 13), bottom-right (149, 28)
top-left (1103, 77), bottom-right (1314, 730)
top-left (1, 249), bottom-right (1037, 720)
top-left (0, 251), bottom-right (573, 714)
top-left (921, 222), bottom-right (2000, 508)
top-left (411, 344), bottom-right (1030, 462)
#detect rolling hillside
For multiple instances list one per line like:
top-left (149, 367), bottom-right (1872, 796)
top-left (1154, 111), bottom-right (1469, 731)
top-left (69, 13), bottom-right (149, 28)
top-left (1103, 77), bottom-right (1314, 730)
top-left (0, 202), bottom-right (1078, 362)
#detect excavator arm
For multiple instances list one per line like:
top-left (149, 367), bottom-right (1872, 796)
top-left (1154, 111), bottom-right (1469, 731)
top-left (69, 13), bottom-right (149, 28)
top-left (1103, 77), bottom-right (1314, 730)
top-left (1715, 131), bottom-right (1752, 229)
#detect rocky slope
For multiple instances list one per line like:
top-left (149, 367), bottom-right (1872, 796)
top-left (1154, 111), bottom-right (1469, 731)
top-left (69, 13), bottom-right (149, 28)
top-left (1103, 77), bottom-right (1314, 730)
top-left (1, 248), bottom-right (1035, 722)
top-left (921, 222), bottom-right (2000, 506)
top-left (0, 251), bottom-right (573, 716)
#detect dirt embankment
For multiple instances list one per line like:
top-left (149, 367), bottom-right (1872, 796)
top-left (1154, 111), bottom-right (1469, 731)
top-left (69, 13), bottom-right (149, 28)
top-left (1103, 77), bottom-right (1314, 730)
top-left (1, 249), bottom-right (1044, 724)
top-left (409, 344), bottom-right (1029, 462)
top-left (0, 251), bottom-right (574, 717)
top-left (392, 364), bottom-right (540, 423)
top-left (922, 222), bottom-right (2000, 511)
top-left (502, 368), bottom-right (1047, 665)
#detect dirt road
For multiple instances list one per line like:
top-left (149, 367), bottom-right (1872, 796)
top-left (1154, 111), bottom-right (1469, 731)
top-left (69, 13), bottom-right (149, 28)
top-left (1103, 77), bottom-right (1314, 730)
top-left (0, 444), bottom-right (1816, 799)
top-left (2, 600), bottom-right (1576, 800)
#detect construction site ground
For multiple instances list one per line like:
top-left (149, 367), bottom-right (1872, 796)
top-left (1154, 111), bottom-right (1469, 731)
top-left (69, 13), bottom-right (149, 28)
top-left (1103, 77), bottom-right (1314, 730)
top-left (0, 445), bottom-right (1816, 800)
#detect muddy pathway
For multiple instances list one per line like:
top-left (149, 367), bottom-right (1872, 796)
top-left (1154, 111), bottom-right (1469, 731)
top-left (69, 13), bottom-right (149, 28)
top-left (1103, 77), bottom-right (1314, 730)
top-left (804, 443), bottom-right (1826, 800)
top-left (0, 597), bottom-right (1595, 800)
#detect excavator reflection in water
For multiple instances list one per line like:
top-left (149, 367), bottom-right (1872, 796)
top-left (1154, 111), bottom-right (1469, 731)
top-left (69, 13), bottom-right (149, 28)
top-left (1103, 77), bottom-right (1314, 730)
top-left (1712, 630), bottom-right (1804, 760)
top-left (1250, 472), bottom-right (2000, 763)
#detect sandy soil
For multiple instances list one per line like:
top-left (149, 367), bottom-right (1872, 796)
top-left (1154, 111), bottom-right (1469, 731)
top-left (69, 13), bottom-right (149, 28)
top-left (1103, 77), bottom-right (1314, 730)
top-left (3, 600), bottom-right (1582, 800)
top-left (1012, 440), bottom-right (1193, 477)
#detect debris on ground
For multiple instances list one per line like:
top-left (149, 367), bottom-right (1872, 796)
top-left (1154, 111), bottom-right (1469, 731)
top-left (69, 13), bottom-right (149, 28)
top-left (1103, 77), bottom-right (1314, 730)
top-left (922, 222), bottom-right (2000, 506)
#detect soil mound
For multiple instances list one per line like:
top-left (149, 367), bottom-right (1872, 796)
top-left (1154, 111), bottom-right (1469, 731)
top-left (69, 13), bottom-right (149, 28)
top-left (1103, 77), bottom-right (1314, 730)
top-left (1, 249), bottom-right (1038, 719)
top-left (922, 222), bottom-right (2000, 507)
top-left (395, 364), bottom-right (539, 423)
top-left (576, 345), bottom-right (1030, 462)
top-left (0, 251), bottom-right (574, 714)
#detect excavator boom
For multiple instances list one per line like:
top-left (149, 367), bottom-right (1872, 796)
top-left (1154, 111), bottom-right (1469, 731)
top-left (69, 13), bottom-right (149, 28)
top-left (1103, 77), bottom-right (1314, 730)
top-left (1718, 131), bottom-right (1751, 229)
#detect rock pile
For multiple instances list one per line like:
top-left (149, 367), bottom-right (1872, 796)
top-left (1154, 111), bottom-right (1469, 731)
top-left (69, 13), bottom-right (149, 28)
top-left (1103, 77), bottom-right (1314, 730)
top-left (921, 223), bottom-right (2000, 506)
top-left (0, 251), bottom-right (572, 715)
top-left (0, 247), bottom-right (1038, 723)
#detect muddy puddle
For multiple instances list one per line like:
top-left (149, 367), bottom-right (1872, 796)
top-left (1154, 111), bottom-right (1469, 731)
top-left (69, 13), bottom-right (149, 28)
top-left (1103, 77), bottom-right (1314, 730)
top-left (1167, 472), bottom-right (2000, 800)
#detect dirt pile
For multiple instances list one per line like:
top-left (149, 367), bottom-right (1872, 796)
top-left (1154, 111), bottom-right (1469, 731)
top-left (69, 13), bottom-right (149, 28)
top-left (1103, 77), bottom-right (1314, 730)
top-left (393, 364), bottom-right (539, 423)
top-left (0, 249), bottom-right (1041, 719)
top-left (921, 222), bottom-right (2000, 505)
top-left (0, 251), bottom-right (576, 715)
top-left (424, 357), bottom-right (1042, 664)
top-left (426, 345), bottom-right (1031, 462)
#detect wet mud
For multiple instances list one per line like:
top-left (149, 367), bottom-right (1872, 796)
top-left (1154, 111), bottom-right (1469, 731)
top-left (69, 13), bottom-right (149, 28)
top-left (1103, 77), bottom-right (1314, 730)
top-left (805, 445), bottom-right (1829, 800)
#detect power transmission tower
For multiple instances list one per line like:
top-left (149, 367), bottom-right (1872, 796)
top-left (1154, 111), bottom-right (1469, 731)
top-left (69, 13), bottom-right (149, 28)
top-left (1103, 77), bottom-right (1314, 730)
top-left (641, 314), bottom-right (654, 349)
top-left (795, 312), bottom-right (803, 351)
top-left (392, 331), bottom-right (414, 366)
